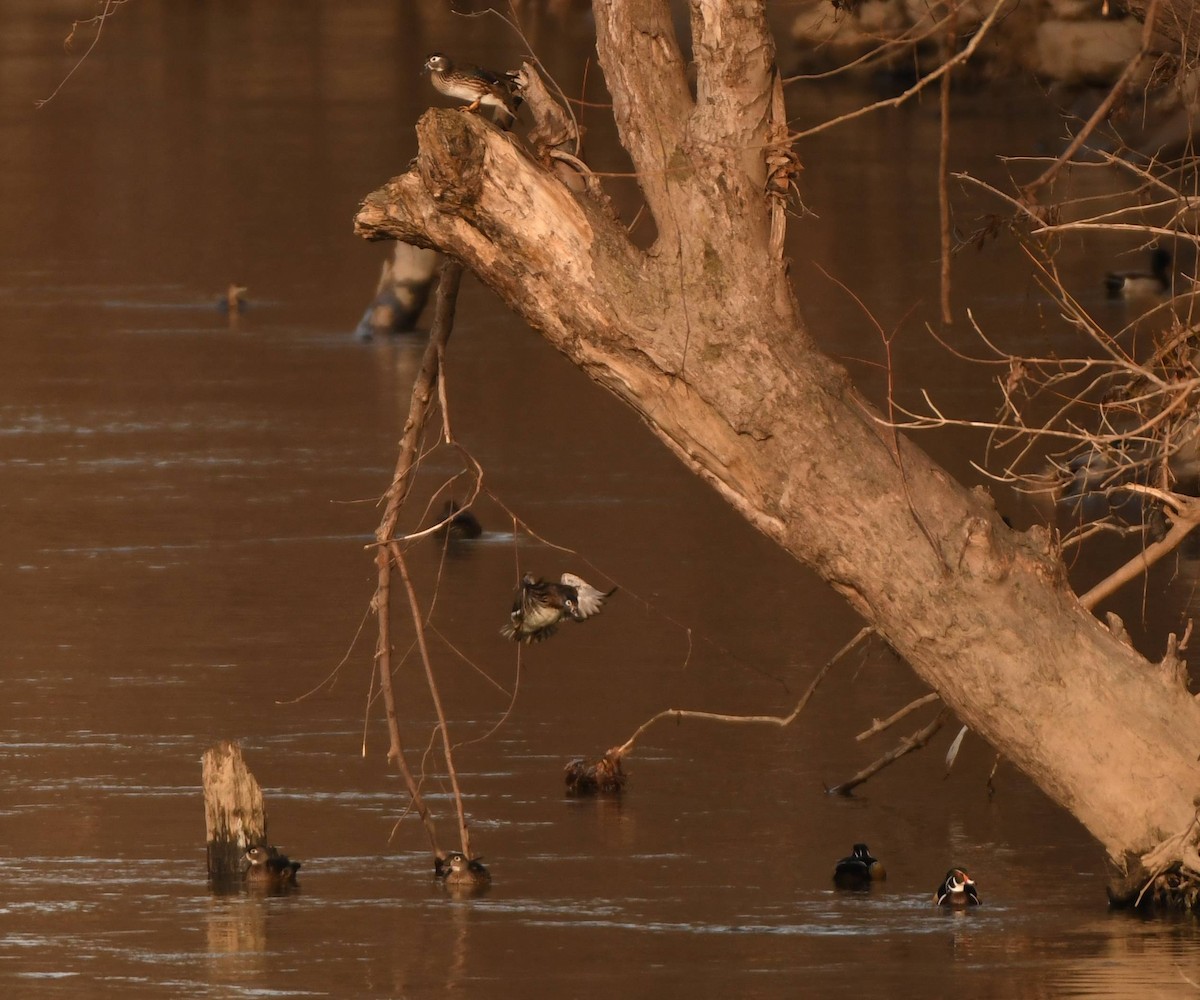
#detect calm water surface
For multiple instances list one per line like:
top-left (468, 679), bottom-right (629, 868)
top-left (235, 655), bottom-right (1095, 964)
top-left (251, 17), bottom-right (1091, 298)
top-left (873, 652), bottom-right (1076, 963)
top-left (1, 3), bottom-right (1197, 997)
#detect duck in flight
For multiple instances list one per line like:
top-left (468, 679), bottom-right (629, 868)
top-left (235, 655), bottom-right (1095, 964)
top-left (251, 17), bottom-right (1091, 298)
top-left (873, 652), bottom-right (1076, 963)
top-left (501, 572), bottom-right (615, 643)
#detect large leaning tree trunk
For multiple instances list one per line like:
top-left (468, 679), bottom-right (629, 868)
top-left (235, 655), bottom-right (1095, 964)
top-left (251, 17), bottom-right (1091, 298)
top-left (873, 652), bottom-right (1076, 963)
top-left (356, 0), bottom-right (1200, 890)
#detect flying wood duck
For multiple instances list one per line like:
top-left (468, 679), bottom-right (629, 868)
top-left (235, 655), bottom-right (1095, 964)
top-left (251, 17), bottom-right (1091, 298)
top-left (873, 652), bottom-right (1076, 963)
top-left (501, 572), bottom-right (615, 643)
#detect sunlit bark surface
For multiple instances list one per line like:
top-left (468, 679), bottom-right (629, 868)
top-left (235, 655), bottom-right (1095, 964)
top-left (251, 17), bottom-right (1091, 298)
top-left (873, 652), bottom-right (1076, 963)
top-left (356, 0), bottom-right (1200, 883)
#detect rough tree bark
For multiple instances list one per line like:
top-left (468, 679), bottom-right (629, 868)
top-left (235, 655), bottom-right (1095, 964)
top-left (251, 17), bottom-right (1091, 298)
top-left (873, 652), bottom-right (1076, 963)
top-left (355, 0), bottom-right (1200, 890)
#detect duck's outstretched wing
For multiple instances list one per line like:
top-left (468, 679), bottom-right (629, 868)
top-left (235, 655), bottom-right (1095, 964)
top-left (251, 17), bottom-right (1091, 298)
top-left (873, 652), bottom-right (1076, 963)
top-left (560, 574), bottom-right (616, 620)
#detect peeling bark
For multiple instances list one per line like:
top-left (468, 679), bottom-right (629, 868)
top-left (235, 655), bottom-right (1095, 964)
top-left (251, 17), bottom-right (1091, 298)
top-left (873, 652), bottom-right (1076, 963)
top-left (356, 0), bottom-right (1200, 878)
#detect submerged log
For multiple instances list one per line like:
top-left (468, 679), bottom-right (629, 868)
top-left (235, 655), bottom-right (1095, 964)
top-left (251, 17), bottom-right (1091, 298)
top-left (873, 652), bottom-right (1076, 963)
top-left (202, 741), bottom-right (268, 882)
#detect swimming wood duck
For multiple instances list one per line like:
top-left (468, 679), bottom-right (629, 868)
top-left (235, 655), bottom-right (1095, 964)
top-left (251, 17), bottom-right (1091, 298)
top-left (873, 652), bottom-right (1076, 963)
top-left (1104, 247), bottom-right (1171, 298)
top-left (437, 851), bottom-right (491, 887)
top-left (437, 499), bottom-right (482, 540)
top-left (424, 53), bottom-right (521, 129)
top-left (218, 283), bottom-right (248, 314)
top-left (245, 845), bottom-right (301, 885)
top-left (832, 843), bottom-right (886, 888)
top-left (501, 572), bottom-right (616, 643)
top-left (934, 868), bottom-right (980, 906)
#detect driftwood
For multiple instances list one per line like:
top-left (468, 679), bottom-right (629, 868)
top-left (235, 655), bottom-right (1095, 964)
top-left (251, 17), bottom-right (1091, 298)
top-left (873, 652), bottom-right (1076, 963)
top-left (202, 741), bottom-right (267, 882)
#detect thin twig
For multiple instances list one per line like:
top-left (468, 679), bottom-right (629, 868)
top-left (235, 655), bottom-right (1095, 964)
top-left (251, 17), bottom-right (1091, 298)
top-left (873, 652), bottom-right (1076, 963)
top-left (1021, 0), bottom-right (1161, 200)
top-left (937, 3), bottom-right (955, 326)
top-left (35, 0), bottom-right (127, 109)
top-left (788, 0), bottom-right (1008, 141)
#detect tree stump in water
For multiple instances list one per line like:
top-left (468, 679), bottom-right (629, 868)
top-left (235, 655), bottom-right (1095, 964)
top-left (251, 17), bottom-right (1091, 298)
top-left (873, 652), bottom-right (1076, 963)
top-left (355, 242), bottom-right (439, 337)
top-left (202, 741), bottom-right (268, 884)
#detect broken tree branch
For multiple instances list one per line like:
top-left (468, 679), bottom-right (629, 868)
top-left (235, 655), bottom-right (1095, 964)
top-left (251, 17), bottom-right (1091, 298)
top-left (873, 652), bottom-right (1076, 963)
top-left (827, 709), bottom-right (949, 796)
top-left (856, 692), bottom-right (941, 741)
top-left (605, 626), bottom-right (872, 762)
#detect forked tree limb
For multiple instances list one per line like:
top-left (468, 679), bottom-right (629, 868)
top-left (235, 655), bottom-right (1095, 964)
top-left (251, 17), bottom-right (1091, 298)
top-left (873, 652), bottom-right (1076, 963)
top-left (368, 259), bottom-right (464, 859)
top-left (827, 710), bottom-right (949, 796)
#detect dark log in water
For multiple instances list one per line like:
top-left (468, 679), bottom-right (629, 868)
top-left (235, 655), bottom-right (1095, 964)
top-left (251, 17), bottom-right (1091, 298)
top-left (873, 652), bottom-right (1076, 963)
top-left (202, 741), bottom-right (268, 882)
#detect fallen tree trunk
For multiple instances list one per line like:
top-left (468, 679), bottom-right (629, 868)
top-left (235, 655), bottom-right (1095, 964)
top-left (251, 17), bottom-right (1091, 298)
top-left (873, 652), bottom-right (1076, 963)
top-left (355, 0), bottom-right (1200, 889)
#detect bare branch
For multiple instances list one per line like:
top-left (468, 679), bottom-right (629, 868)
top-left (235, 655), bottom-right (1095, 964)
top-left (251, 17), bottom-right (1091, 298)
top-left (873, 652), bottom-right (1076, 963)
top-left (856, 692), bottom-right (941, 741)
top-left (605, 626), bottom-right (873, 762)
top-left (827, 709), bottom-right (949, 796)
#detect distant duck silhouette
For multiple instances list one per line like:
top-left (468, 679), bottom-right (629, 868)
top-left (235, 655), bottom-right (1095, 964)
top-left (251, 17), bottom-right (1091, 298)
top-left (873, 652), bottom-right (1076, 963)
top-left (437, 499), bottom-right (482, 540)
top-left (436, 851), bottom-right (491, 887)
top-left (934, 868), bottom-right (980, 906)
top-left (1104, 247), bottom-right (1171, 298)
top-left (501, 572), bottom-right (616, 643)
top-left (424, 53), bottom-right (522, 129)
top-left (833, 843), bottom-right (886, 889)
top-left (244, 845), bottom-right (300, 886)
top-left (217, 284), bottom-right (249, 315)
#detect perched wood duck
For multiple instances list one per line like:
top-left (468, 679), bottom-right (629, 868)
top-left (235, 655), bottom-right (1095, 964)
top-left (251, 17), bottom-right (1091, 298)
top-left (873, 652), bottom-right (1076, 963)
top-left (244, 845), bottom-right (301, 886)
top-left (832, 843), bottom-right (886, 889)
top-left (501, 572), bottom-right (616, 643)
top-left (934, 867), bottom-right (980, 906)
top-left (437, 851), bottom-right (491, 887)
top-left (424, 53), bottom-right (521, 129)
top-left (1104, 247), bottom-right (1171, 298)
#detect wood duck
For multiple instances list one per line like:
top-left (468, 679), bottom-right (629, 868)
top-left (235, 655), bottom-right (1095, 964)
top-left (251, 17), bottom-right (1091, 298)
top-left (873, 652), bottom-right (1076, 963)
top-left (217, 284), bottom-right (248, 314)
top-left (437, 499), bottom-right (482, 540)
top-left (933, 867), bottom-right (980, 906)
top-left (1104, 247), bottom-right (1171, 298)
top-left (501, 572), bottom-right (616, 643)
top-left (832, 843), bottom-right (886, 889)
top-left (423, 53), bottom-right (521, 129)
top-left (437, 850), bottom-right (491, 887)
top-left (244, 845), bottom-right (301, 885)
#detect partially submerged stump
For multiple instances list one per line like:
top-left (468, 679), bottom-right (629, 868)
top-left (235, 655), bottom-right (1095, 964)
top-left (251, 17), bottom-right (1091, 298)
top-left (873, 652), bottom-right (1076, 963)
top-left (355, 242), bottom-right (439, 337)
top-left (564, 752), bottom-right (626, 795)
top-left (202, 741), bottom-right (268, 884)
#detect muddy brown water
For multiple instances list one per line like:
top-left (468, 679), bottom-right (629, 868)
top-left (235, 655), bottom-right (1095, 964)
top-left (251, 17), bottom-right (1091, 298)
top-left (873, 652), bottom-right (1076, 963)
top-left (1, 3), bottom-right (1198, 998)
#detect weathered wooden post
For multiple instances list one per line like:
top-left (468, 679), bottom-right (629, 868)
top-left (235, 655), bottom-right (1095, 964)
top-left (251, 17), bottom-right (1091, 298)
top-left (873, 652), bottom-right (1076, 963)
top-left (202, 741), bottom-right (268, 884)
